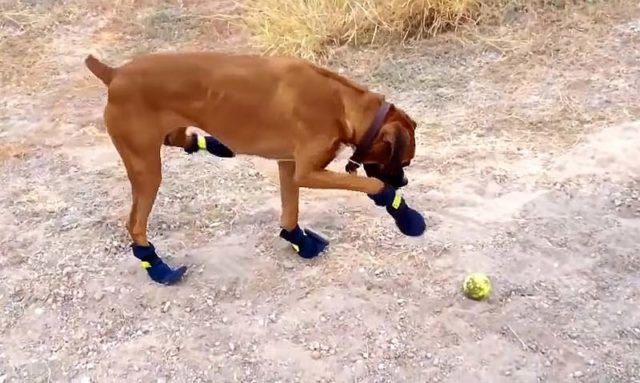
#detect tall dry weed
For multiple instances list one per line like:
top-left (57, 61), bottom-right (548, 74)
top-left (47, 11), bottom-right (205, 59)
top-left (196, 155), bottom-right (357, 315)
top-left (243, 0), bottom-right (482, 59)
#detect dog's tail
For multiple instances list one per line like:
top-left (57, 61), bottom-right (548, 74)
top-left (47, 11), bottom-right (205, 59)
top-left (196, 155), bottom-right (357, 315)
top-left (84, 54), bottom-right (115, 86)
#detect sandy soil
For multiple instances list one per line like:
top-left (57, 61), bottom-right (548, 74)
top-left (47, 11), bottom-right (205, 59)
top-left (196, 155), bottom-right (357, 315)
top-left (1, 1), bottom-right (640, 382)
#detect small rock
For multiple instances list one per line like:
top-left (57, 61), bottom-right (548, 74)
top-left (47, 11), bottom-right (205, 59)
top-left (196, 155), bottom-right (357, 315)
top-left (104, 286), bottom-right (116, 293)
top-left (573, 371), bottom-right (583, 378)
top-left (62, 267), bottom-right (73, 276)
top-left (362, 352), bottom-right (369, 359)
top-left (426, 353), bottom-right (433, 359)
top-left (228, 343), bottom-right (236, 352)
top-left (432, 358), bottom-right (439, 366)
top-left (222, 317), bottom-right (229, 324)
top-left (504, 370), bottom-right (511, 376)
top-left (377, 363), bottom-right (385, 370)
top-left (94, 292), bottom-right (105, 301)
top-left (34, 307), bottom-right (44, 316)
top-left (311, 351), bottom-right (321, 360)
top-left (162, 301), bottom-right (171, 313)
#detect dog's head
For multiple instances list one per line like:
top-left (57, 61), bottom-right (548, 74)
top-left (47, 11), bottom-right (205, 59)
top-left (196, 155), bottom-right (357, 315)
top-left (360, 104), bottom-right (417, 189)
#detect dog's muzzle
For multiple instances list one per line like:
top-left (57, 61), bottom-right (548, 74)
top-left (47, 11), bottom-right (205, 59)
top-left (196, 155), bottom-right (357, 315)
top-left (364, 163), bottom-right (408, 189)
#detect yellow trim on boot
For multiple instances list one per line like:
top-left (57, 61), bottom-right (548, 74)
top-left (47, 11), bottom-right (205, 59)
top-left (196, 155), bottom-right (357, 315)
top-left (391, 193), bottom-right (402, 209)
top-left (197, 136), bottom-right (207, 150)
top-left (291, 244), bottom-right (300, 253)
top-left (140, 261), bottom-right (152, 269)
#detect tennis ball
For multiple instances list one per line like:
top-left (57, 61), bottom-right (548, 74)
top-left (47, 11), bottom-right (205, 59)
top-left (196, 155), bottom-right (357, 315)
top-left (462, 273), bottom-right (492, 300)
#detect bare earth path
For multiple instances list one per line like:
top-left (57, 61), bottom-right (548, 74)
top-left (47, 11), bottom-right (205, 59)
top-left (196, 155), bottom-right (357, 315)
top-left (1, 2), bottom-right (640, 382)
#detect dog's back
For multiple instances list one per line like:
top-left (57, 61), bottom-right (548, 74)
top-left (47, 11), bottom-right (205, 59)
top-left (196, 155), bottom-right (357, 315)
top-left (88, 52), bottom-right (309, 112)
top-left (84, 51), bottom-right (381, 158)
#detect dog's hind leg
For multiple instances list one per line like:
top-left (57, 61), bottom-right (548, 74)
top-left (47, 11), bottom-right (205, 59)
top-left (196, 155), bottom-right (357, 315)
top-left (277, 161), bottom-right (328, 259)
top-left (164, 127), bottom-right (234, 158)
top-left (163, 127), bottom-right (191, 149)
top-left (105, 108), bottom-right (187, 285)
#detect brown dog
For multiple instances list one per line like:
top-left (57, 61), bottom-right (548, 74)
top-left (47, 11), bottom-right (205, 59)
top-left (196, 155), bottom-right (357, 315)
top-left (85, 51), bottom-right (425, 285)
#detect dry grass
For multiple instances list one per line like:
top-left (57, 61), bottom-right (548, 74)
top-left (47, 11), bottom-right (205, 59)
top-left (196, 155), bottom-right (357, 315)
top-left (0, 1), bottom-right (83, 89)
top-left (243, 0), bottom-right (483, 60)
top-left (241, 0), bottom-right (606, 60)
top-left (0, 0), bottom-right (240, 90)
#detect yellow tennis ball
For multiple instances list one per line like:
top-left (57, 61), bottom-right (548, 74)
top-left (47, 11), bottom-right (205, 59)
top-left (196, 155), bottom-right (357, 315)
top-left (463, 273), bottom-right (492, 300)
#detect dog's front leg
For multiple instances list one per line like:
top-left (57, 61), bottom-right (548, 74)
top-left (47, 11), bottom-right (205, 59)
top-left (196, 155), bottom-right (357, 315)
top-left (294, 163), bottom-right (426, 237)
top-left (277, 161), bottom-right (328, 259)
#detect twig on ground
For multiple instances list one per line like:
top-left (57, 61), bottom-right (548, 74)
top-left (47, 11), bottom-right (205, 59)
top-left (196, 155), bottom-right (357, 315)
top-left (507, 324), bottom-right (528, 350)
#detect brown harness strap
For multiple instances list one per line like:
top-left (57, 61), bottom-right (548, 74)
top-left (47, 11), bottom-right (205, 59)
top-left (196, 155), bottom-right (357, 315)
top-left (345, 101), bottom-right (392, 174)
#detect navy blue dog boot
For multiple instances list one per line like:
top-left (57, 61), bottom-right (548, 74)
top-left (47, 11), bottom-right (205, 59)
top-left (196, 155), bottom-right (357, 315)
top-left (279, 225), bottom-right (329, 259)
top-left (131, 243), bottom-right (187, 285)
top-left (368, 185), bottom-right (426, 237)
top-left (184, 133), bottom-right (235, 158)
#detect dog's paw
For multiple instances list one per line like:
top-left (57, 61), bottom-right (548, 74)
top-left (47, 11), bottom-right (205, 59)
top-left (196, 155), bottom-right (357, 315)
top-left (184, 134), bottom-right (235, 158)
top-left (279, 225), bottom-right (329, 259)
top-left (388, 203), bottom-right (426, 237)
top-left (202, 136), bottom-right (235, 158)
top-left (150, 264), bottom-right (188, 285)
top-left (131, 243), bottom-right (188, 285)
top-left (368, 185), bottom-right (427, 237)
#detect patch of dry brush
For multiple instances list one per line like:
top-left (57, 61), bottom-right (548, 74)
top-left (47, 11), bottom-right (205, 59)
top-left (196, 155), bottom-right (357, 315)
top-left (242, 0), bottom-right (483, 59)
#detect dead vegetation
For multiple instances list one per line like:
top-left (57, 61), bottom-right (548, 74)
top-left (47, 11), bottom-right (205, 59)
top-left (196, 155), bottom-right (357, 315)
top-left (0, 0), bottom-right (596, 91)
top-left (242, 0), bottom-right (483, 60)
top-left (240, 0), bottom-right (594, 60)
top-left (0, 0), bottom-right (242, 91)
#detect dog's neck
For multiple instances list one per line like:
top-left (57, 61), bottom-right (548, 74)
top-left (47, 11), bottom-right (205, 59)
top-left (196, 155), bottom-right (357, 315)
top-left (348, 94), bottom-right (386, 144)
top-left (345, 99), bottom-right (391, 173)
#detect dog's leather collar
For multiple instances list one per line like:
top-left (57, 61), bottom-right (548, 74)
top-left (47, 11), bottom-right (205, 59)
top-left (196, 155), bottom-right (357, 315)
top-left (345, 100), bottom-right (391, 174)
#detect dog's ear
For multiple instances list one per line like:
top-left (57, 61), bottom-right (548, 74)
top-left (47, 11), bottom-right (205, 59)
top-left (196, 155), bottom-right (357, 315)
top-left (380, 122), bottom-right (409, 170)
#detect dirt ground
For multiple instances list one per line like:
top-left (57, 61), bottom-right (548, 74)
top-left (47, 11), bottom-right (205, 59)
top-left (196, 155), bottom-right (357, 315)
top-left (1, 1), bottom-right (640, 382)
